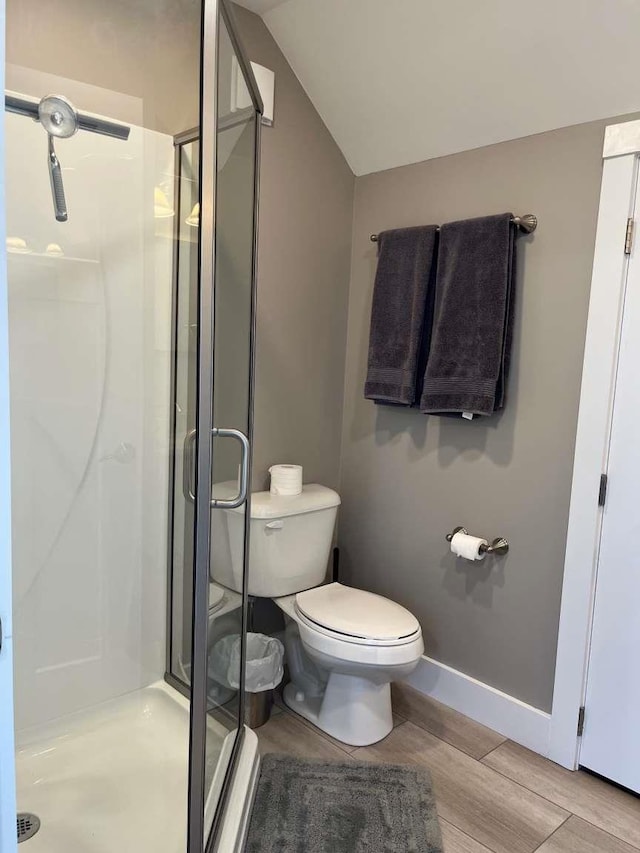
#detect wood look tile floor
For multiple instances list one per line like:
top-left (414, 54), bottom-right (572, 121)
top-left (255, 682), bottom-right (640, 853)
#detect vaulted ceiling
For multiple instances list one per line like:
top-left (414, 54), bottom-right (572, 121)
top-left (236, 0), bottom-right (640, 176)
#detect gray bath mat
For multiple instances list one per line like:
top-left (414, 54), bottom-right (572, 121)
top-left (245, 754), bottom-right (443, 852)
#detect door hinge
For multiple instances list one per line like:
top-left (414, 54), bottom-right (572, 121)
top-left (625, 218), bottom-right (634, 254)
top-left (598, 473), bottom-right (608, 507)
top-left (577, 706), bottom-right (586, 736)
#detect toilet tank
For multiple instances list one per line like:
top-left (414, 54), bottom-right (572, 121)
top-left (210, 484), bottom-right (340, 598)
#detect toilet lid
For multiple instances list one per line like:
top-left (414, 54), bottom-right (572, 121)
top-left (295, 583), bottom-right (419, 641)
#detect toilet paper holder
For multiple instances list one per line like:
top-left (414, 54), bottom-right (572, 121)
top-left (446, 526), bottom-right (509, 556)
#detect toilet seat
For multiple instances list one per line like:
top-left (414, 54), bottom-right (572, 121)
top-left (294, 582), bottom-right (420, 646)
top-left (283, 583), bottom-right (423, 669)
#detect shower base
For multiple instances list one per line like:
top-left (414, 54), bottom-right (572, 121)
top-left (14, 681), bottom-right (232, 852)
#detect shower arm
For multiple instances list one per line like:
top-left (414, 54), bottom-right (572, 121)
top-left (5, 93), bottom-right (130, 141)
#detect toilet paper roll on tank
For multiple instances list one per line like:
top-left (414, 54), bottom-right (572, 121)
top-left (450, 529), bottom-right (488, 561)
top-left (269, 464), bottom-right (303, 496)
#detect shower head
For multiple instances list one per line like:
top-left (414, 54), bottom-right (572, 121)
top-left (38, 94), bottom-right (78, 139)
top-left (38, 95), bottom-right (78, 222)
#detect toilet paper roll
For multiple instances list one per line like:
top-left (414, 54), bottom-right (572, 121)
top-left (269, 464), bottom-right (303, 496)
top-left (450, 530), bottom-right (487, 561)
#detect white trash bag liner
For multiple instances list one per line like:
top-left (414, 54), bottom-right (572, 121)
top-left (209, 633), bottom-right (284, 692)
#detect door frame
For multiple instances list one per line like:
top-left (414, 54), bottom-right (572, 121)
top-left (188, 0), bottom-right (264, 850)
top-left (549, 120), bottom-right (640, 769)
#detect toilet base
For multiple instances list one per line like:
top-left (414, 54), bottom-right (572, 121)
top-left (283, 673), bottom-right (393, 747)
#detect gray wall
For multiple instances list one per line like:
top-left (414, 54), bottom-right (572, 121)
top-left (338, 117), bottom-right (632, 712)
top-left (232, 5), bottom-right (355, 492)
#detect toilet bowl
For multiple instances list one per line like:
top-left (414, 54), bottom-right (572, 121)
top-left (276, 583), bottom-right (423, 745)
top-left (210, 483), bottom-right (423, 746)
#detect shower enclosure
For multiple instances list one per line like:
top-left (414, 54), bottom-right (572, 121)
top-left (3, 0), bottom-right (262, 849)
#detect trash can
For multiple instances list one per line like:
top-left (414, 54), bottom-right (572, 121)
top-left (209, 633), bottom-right (285, 728)
top-left (245, 689), bottom-right (274, 729)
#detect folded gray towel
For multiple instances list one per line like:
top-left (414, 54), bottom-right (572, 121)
top-left (364, 225), bottom-right (438, 406)
top-left (420, 213), bottom-right (516, 417)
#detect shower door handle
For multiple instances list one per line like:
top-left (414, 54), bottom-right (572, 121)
top-left (210, 428), bottom-right (249, 510)
top-left (183, 427), bottom-right (249, 509)
top-left (183, 429), bottom-right (197, 502)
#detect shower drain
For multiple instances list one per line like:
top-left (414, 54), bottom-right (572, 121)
top-left (17, 813), bottom-right (40, 843)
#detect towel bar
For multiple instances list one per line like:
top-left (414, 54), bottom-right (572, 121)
top-left (445, 526), bottom-right (509, 556)
top-left (370, 214), bottom-right (537, 242)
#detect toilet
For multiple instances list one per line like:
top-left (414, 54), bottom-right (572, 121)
top-left (211, 483), bottom-right (423, 746)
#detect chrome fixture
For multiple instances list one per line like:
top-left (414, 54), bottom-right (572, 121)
top-left (446, 526), bottom-right (509, 556)
top-left (370, 213), bottom-right (537, 242)
top-left (182, 427), bottom-right (249, 509)
top-left (39, 95), bottom-right (78, 222)
top-left (17, 813), bottom-right (41, 843)
top-left (5, 92), bottom-right (130, 222)
top-left (5, 93), bottom-right (130, 139)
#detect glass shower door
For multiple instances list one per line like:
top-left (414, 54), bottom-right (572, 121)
top-left (169, 2), bottom-right (262, 849)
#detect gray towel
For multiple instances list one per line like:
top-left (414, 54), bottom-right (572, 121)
top-left (420, 213), bottom-right (516, 417)
top-left (364, 225), bottom-right (438, 406)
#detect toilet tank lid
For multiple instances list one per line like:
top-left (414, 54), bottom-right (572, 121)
top-left (250, 484), bottom-right (340, 519)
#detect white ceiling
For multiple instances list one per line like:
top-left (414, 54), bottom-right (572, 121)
top-left (238, 0), bottom-right (640, 176)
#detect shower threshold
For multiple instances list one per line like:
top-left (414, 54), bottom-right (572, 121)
top-left (14, 681), bottom-right (233, 852)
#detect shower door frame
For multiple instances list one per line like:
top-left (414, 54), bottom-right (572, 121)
top-left (165, 123), bottom-right (199, 704)
top-left (186, 1), bottom-right (263, 851)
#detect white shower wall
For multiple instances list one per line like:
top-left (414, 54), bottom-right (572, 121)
top-left (6, 101), bottom-right (175, 731)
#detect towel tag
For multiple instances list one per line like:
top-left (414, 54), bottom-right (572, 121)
top-left (462, 412), bottom-right (474, 420)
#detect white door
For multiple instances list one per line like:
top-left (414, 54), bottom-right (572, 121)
top-left (580, 167), bottom-right (640, 793)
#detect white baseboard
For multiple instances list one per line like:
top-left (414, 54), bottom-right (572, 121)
top-left (405, 655), bottom-right (551, 757)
